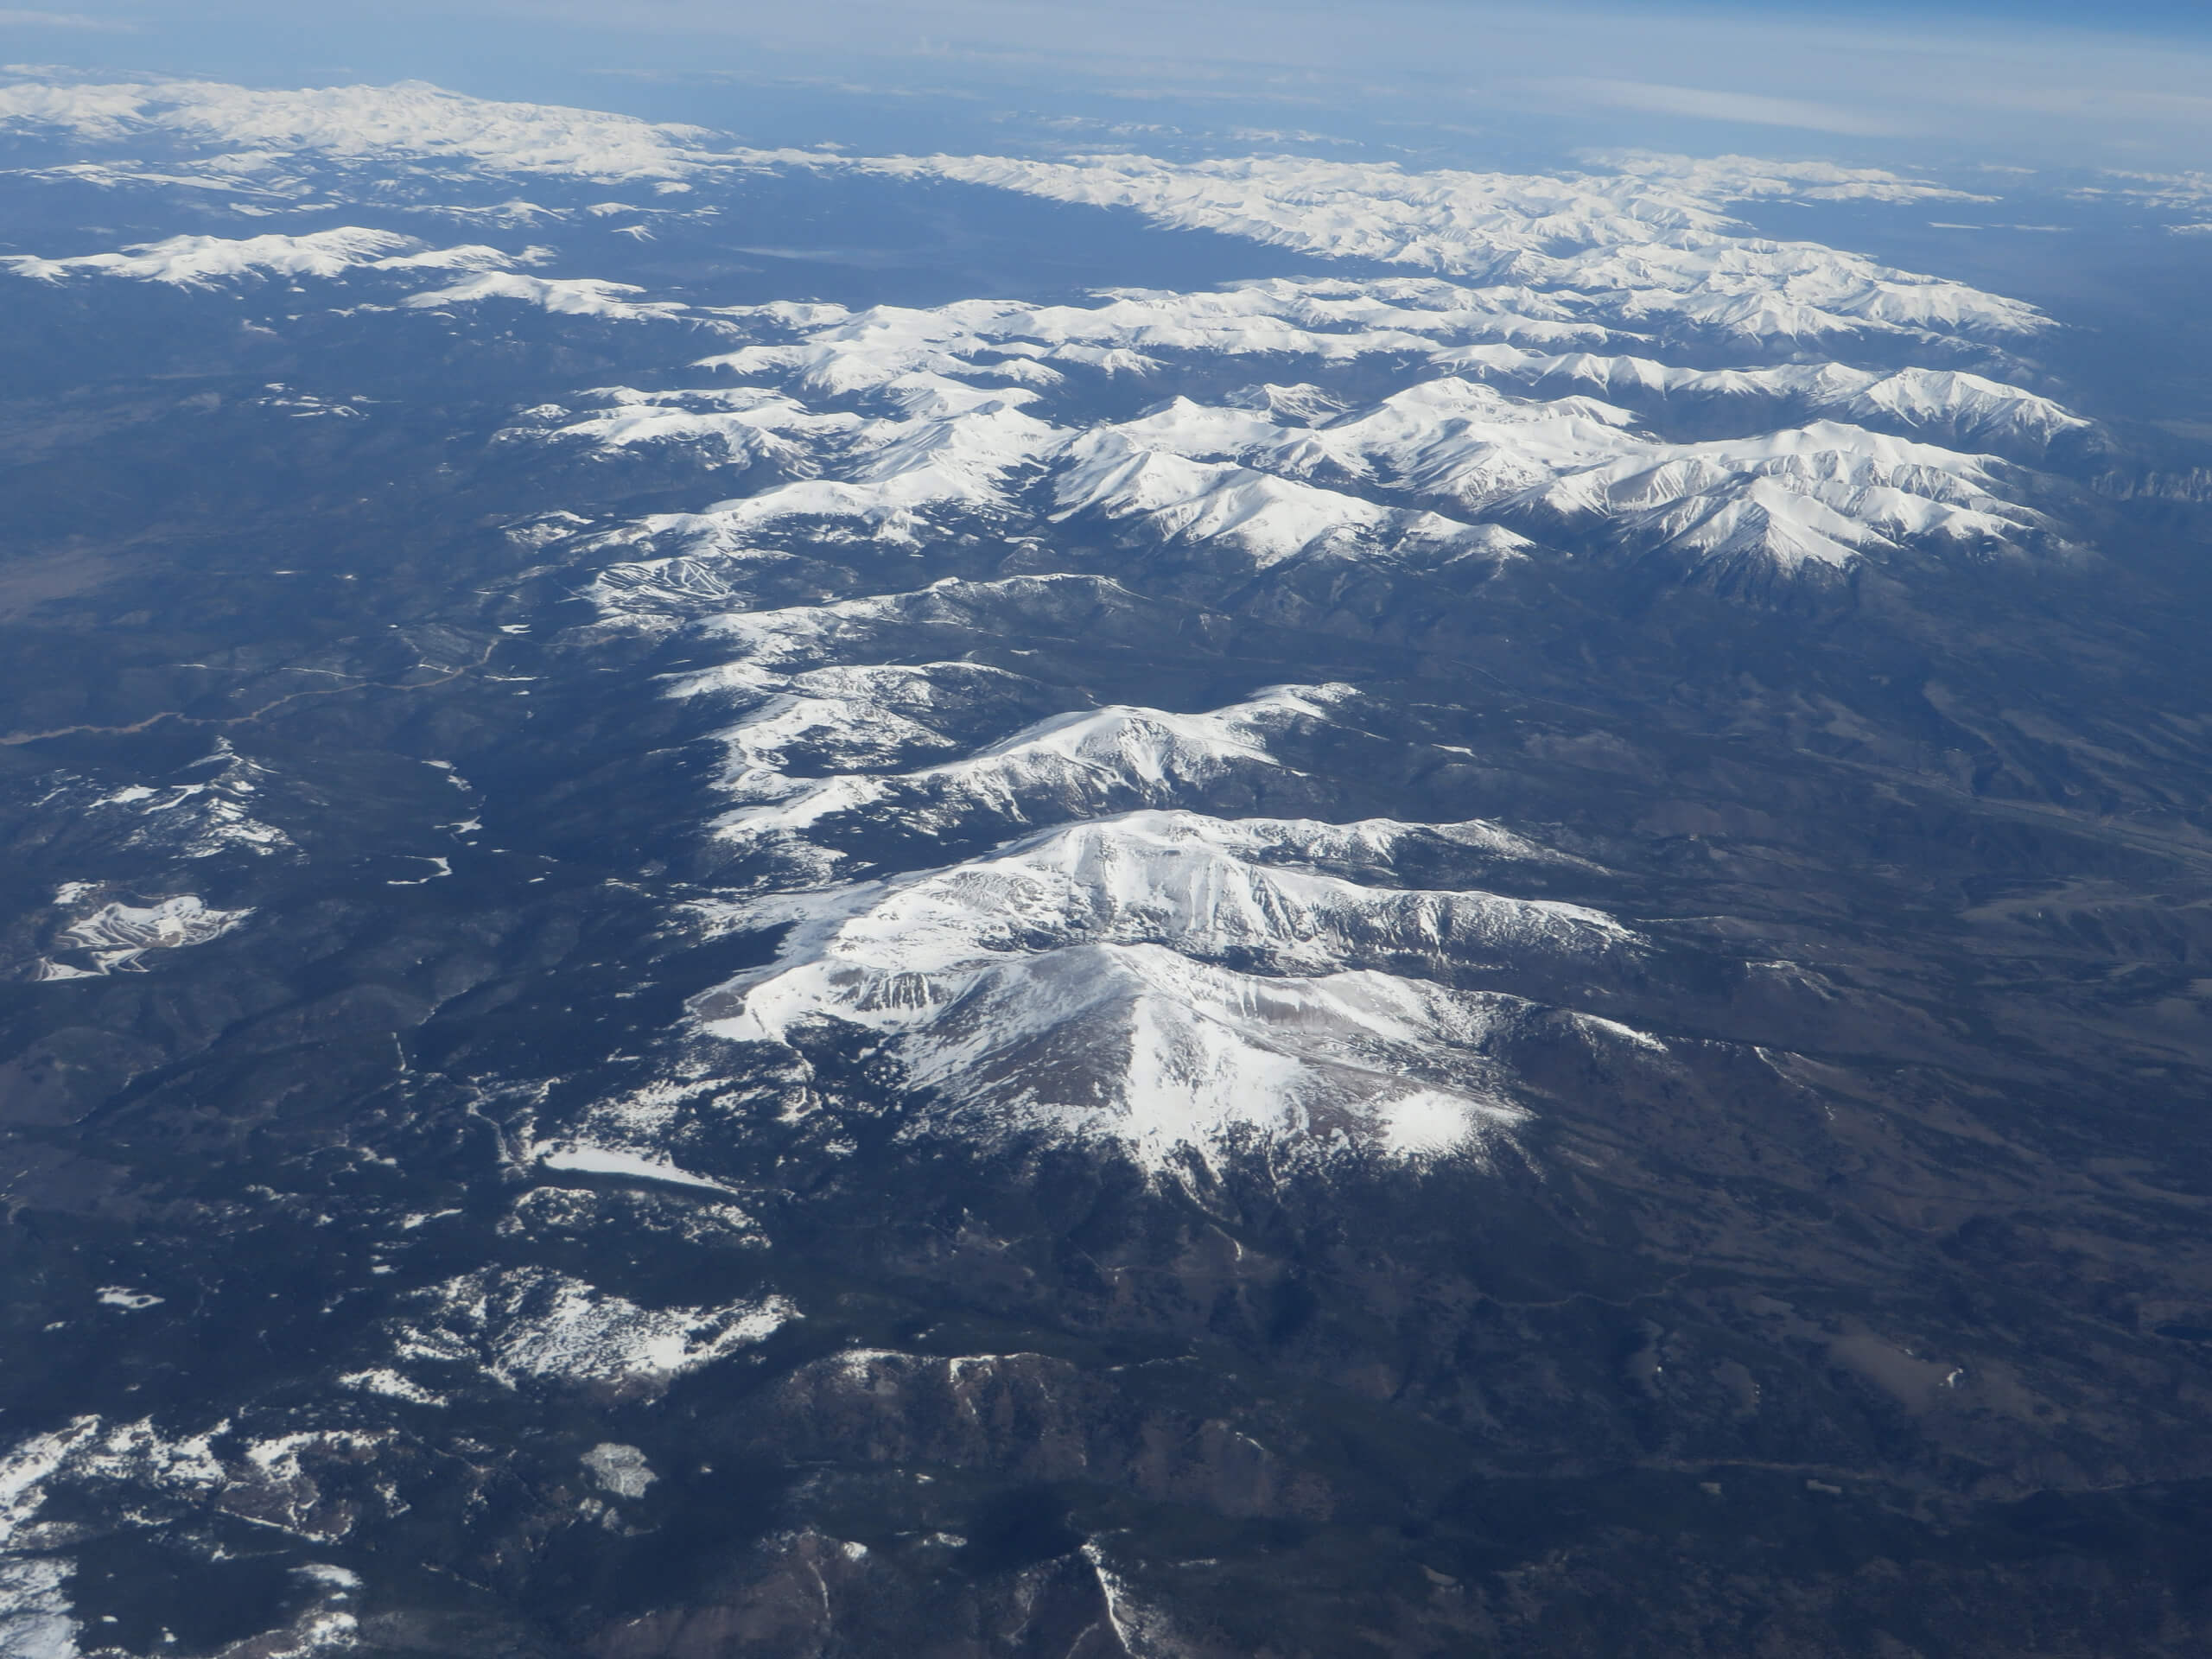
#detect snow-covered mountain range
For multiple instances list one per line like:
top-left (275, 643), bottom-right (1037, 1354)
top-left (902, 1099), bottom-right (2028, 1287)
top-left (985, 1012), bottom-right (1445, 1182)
top-left (687, 808), bottom-right (1646, 1166)
top-left (546, 290), bottom-right (2078, 582)
top-left (8, 73), bottom-right (2209, 1659)
top-left (0, 69), bottom-right (2110, 1170)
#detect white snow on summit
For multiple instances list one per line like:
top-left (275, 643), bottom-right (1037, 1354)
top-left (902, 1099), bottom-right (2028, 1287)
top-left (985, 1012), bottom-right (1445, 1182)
top-left (699, 279), bottom-right (1616, 384)
top-left (567, 387), bottom-right (1061, 550)
top-left (693, 661), bottom-right (1009, 789)
top-left (498, 264), bottom-right (2087, 590)
top-left (1052, 426), bottom-right (1513, 566)
top-left (0, 75), bottom-right (2043, 352)
top-left (1521, 421), bottom-right (2050, 569)
top-left (399, 270), bottom-right (692, 321)
top-left (1098, 384), bottom-right (2056, 570)
top-left (35, 894), bottom-right (251, 980)
top-left (537, 1146), bottom-right (742, 1196)
top-left (653, 575), bottom-right (1160, 679)
top-left (690, 810), bottom-right (1644, 1166)
top-left (6, 226), bottom-right (410, 286)
top-left (397, 1268), bottom-right (795, 1390)
top-left (0, 77), bottom-right (738, 181)
top-left (1121, 382), bottom-right (2052, 569)
top-left (4, 227), bottom-right (556, 288)
top-left (702, 683), bottom-right (1356, 883)
top-left (893, 153), bottom-right (2047, 343)
top-left (1587, 150), bottom-right (1993, 207)
top-left (1436, 346), bottom-right (2093, 454)
top-left (513, 385), bottom-right (861, 468)
top-left (72, 744), bottom-right (296, 860)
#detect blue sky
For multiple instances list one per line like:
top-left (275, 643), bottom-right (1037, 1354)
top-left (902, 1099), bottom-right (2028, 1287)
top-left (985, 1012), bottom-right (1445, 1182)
top-left (8, 0), bottom-right (2212, 173)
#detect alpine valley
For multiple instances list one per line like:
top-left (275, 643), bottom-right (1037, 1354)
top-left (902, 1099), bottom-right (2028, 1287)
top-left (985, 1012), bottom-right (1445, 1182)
top-left (3, 72), bottom-right (2212, 1659)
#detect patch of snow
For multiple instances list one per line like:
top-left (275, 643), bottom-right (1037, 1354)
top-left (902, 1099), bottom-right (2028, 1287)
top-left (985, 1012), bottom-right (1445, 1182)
top-left (400, 271), bottom-right (689, 321)
top-left (581, 1443), bottom-right (657, 1498)
top-left (4, 226), bottom-right (412, 286)
top-left (370, 240), bottom-right (550, 271)
top-left (43, 895), bottom-right (251, 977)
top-left (74, 747), bottom-right (296, 858)
top-left (0, 1557), bottom-right (76, 1659)
top-left (537, 1147), bottom-right (741, 1195)
top-left (337, 1369), bottom-right (446, 1406)
top-left (398, 1268), bottom-right (797, 1389)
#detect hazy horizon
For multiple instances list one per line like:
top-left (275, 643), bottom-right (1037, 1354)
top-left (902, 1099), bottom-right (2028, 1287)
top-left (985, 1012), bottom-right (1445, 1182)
top-left (11, 0), bottom-right (2212, 175)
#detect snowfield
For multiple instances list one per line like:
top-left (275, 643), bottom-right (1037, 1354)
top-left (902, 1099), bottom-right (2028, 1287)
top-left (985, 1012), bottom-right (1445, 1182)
top-left (544, 284), bottom-right (2070, 579)
top-left (677, 810), bottom-right (1650, 1167)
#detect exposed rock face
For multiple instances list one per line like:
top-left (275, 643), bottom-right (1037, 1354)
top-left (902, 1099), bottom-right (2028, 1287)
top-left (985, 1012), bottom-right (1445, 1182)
top-left (586, 1530), bottom-right (1168, 1659)
top-left (759, 1351), bottom-right (1333, 1523)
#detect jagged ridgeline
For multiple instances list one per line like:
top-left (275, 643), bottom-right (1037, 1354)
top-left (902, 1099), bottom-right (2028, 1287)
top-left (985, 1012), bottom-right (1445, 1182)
top-left (3, 73), bottom-right (2212, 1659)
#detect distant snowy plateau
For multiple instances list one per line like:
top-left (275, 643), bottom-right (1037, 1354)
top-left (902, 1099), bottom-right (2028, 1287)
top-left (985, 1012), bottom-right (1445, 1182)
top-left (5, 73), bottom-right (2212, 1659)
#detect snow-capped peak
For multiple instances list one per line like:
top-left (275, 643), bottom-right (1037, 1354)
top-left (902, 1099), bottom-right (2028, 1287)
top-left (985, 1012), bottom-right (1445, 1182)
top-left (691, 810), bottom-right (1647, 1166)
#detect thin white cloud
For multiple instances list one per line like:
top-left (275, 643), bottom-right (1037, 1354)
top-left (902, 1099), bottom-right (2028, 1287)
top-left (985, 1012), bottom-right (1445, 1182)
top-left (14, 0), bottom-right (2212, 168)
top-left (1531, 77), bottom-right (1909, 138)
top-left (0, 9), bottom-right (135, 29)
top-left (1961, 86), bottom-right (2212, 125)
